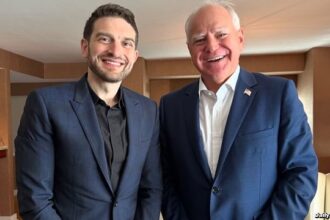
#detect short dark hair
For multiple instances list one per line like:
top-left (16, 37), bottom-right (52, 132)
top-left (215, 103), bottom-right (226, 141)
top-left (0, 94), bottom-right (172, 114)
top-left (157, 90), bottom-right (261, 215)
top-left (83, 3), bottom-right (139, 47)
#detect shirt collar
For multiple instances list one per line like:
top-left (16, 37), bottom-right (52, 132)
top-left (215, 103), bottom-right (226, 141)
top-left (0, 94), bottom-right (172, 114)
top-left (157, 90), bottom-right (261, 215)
top-left (198, 65), bottom-right (240, 96)
top-left (88, 83), bottom-right (125, 109)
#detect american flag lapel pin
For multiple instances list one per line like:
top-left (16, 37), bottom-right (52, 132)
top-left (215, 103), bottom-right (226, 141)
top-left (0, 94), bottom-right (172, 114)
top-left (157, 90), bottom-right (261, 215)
top-left (244, 88), bottom-right (252, 96)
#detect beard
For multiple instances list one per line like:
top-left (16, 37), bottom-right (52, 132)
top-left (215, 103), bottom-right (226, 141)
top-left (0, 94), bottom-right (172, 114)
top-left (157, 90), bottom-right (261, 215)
top-left (87, 51), bottom-right (133, 83)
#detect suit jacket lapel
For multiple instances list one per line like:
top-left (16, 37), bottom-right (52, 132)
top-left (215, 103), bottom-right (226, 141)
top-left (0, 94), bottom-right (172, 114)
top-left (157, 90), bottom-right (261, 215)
top-left (184, 82), bottom-right (213, 182)
top-left (115, 88), bottom-right (141, 194)
top-left (70, 76), bottom-right (113, 194)
top-left (214, 69), bottom-right (258, 179)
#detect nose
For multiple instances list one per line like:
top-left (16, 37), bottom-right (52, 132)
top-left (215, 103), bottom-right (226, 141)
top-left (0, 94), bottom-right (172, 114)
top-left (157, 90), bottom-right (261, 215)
top-left (205, 36), bottom-right (219, 53)
top-left (108, 41), bottom-right (123, 57)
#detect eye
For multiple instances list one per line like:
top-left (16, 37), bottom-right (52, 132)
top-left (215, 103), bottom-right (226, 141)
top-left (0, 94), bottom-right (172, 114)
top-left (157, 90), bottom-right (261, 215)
top-left (123, 40), bottom-right (134, 48)
top-left (215, 32), bottom-right (228, 39)
top-left (98, 36), bottom-right (111, 44)
top-left (192, 37), bottom-right (206, 46)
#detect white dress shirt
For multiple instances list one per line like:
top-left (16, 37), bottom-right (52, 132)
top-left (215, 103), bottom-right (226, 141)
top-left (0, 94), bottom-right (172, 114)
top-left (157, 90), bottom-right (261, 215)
top-left (199, 66), bottom-right (240, 177)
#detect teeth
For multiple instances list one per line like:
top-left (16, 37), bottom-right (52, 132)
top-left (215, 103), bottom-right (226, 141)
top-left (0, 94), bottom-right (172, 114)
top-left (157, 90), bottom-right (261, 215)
top-left (102, 58), bottom-right (124, 66)
top-left (104, 60), bottom-right (121, 66)
top-left (207, 55), bottom-right (225, 62)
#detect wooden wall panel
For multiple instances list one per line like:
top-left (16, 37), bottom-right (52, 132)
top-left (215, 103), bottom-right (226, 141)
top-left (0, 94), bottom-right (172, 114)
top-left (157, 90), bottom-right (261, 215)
top-left (146, 58), bottom-right (198, 78)
top-left (318, 157), bottom-right (330, 173)
top-left (312, 48), bottom-right (330, 157)
top-left (240, 53), bottom-right (305, 73)
top-left (122, 57), bottom-right (147, 95)
top-left (44, 63), bottom-right (87, 79)
top-left (149, 79), bottom-right (171, 105)
top-left (0, 69), bottom-right (15, 216)
top-left (149, 78), bottom-right (197, 104)
top-left (11, 82), bottom-right (69, 96)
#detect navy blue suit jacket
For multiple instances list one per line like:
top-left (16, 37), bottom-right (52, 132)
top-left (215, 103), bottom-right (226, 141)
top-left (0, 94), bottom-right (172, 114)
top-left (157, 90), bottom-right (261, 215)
top-left (15, 76), bottom-right (162, 220)
top-left (160, 69), bottom-right (318, 220)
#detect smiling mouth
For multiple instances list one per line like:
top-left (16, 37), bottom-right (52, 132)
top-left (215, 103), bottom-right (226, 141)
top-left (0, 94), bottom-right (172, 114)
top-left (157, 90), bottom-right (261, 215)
top-left (102, 57), bottom-right (125, 67)
top-left (207, 55), bottom-right (226, 63)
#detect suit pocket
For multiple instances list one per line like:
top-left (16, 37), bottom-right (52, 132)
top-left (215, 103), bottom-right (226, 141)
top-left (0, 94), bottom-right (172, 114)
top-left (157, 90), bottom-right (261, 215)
top-left (238, 128), bottom-right (274, 141)
top-left (235, 128), bottom-right (275, 154)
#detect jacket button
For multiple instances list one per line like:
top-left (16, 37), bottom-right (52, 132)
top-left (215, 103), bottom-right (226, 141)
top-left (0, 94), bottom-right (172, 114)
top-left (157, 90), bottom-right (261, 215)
top-left (212, 186), bottom-right (220, 194)
top-left (114, 201), bottom-right (118, 207)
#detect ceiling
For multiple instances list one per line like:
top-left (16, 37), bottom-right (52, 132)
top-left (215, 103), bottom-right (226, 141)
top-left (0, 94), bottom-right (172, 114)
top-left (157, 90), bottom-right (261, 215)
top-left (2, 0), bottom-right (330, 82)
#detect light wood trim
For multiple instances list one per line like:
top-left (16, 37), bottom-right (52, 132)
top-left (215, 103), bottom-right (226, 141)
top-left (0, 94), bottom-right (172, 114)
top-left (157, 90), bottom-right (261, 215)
top-left (0, 48), bottom-right (43, 78)
top-left (0, 146), bottom-right (8, 151)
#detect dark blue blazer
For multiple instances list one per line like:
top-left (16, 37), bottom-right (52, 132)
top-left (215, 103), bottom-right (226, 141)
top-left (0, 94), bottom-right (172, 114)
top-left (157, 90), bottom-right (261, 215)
top-left (160, 69), bottom-right (318, 220)
top-left (15, 76), bottom-right (162, 220)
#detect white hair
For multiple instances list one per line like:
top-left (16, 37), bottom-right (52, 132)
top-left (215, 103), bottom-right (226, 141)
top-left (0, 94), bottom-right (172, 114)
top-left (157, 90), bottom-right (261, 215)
top-left (185, 0), bottom-right (241, 42)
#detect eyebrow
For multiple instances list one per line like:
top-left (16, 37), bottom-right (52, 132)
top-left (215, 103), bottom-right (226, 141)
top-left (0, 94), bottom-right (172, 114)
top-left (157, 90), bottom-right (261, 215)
top-left (191, 33), bottom-right (206, 41)
top-left (95, 32), bottom-right (136, 43)
top-left (190, 27), bottom-right (229, 40)
top-left (213, 27), bottom-right (228, 33)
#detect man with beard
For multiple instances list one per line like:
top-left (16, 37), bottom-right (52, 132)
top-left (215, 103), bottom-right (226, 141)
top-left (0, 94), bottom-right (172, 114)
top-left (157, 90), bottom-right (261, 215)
top-left (15, 3), bottom-right (162, 220)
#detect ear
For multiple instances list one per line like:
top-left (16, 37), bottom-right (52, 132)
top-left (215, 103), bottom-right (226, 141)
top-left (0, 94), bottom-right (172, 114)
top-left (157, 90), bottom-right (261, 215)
top-left (186, 42), bottom-right (194, 57)
top-left (238, 28), bottom-right (245, 51)
top-left (81, 38), bottom-right (89, 58)
top-left (133, 50), bottom-right (139, 63)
